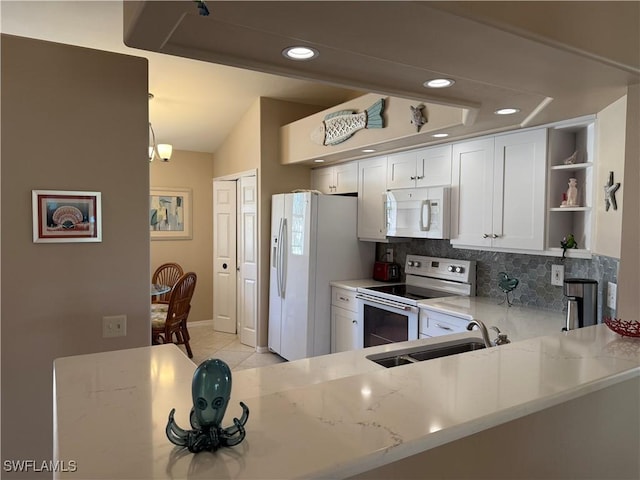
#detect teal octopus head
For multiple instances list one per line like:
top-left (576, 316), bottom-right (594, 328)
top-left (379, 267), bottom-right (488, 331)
top-left (191, 358), bottom-right (232, 427)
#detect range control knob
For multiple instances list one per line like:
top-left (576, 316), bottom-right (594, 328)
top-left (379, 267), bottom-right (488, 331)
top-left (407, 261), bottom-right (415, 267)
top-left (447, 265), bottom-right (455, 272)
top-left (414, 261), bottom-right (421, 268)
top-left (455, 266), bottom-right (464, 273)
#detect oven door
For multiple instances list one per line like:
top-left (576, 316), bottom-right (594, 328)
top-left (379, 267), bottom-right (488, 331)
top-left (356, 293), bottom-right (419, 347)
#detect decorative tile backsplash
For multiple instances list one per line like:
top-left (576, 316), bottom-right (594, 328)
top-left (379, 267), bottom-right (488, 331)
top-left (377, 240), bottom-right (619, 322)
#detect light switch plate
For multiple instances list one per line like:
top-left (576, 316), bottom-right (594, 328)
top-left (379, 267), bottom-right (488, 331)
top-left (551, 265), bottom-right (564, 286)
top-left (607, 282), bottom-right (617, 309)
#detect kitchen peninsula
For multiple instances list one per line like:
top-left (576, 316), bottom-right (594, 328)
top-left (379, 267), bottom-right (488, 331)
top-left (54, 326), bottom-right (640, 479)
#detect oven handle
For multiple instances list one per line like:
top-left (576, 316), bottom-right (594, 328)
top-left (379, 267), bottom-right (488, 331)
top-left (356, 294), bottom-right (417, 312)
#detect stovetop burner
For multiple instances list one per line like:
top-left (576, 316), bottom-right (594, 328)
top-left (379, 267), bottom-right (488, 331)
top-left (364, 284), bottom-right (452, 301)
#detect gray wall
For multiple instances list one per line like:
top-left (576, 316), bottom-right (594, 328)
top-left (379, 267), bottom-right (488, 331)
top-left (1, 35), bottom-right (149, 476)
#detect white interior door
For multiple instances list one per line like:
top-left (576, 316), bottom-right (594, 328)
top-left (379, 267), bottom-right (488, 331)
top-left (238, 176), bottom-right (258, 347)
top-left (213, 180), bottom-right (237, 333)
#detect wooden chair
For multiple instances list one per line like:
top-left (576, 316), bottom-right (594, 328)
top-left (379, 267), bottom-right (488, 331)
top-left (151, 272), bottom-right (197, 358)
top-left (151, 262), bottom-right (184, 313)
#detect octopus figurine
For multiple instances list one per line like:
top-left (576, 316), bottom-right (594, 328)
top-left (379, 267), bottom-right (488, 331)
top-left (166, 358), bottom-right (249, 453)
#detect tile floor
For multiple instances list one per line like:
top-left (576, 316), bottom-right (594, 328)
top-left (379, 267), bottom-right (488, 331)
top-left (177, 321), bottom-right (286, 371)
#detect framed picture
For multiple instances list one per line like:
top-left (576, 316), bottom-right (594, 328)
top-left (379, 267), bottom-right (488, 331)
top-left (150, 187), bottom-right (192, 240)
top-left (32, 190), bottom-right (102, 243)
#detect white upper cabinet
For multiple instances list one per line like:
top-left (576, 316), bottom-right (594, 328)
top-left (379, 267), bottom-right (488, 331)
top-left (357, 156), bottom-right (388, 241)
top-left (451, 137), bottom-right (495, 248)
top-left (451, 129), bottom-right (547, 251)
top-left (387, 145), bottom-right (452, 189)
top-left (311, 162), bottom-right (358, 194)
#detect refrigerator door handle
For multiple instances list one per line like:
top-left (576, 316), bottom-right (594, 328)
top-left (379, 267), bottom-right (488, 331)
top-left (280, 218), bottom-right (287, 297)
top-left (276, 218), bottom-right (284, 298)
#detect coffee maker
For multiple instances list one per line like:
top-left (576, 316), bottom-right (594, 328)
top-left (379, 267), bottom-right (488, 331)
top-left (562, 278), bottom-right (598, 331)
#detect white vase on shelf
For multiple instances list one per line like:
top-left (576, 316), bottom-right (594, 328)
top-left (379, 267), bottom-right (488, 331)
top-left (566, 178), bottom-right (579, 207)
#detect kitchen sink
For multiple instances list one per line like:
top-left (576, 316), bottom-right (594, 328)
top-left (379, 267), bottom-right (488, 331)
top-left (367, 338), bottom-right (486, 368)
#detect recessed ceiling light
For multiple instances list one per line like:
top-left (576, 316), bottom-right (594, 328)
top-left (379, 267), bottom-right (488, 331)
top-left (494, 107), bottom-right (520, 115)
top-left (432, 133), bottom-right (449, 138)
top-left (282, 46), bottom-right (319, 61)
top-left (313, 159), bottom-right (325, 163)
top-left (424, 78), bottom-right (455, 88)
top-left (362, 149), bottom-right (376, 153)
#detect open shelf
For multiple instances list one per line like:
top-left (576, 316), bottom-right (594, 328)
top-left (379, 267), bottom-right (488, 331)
top-left (549, 162), bottom-right (593, 171)
top-left (545, 118), bottom-right (595, 254)
top-left (546, 247), bottom-right (593, 259)
top-left (549, 206), bottom-right (591, 212)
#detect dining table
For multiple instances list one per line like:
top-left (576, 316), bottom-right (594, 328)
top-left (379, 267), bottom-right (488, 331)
top-left (151, 283), bottom-right (171, 297)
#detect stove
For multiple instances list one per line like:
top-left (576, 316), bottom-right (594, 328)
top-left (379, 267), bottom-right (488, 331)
top-left (358, 255), bottom-right (476, 304)
top-left (355, 256), bottom-right (476, 348)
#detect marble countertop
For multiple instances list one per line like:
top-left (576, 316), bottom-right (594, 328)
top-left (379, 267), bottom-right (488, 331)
top-left (331, 278), bottom-right (565, 341)
top-left (418, 295), bottom-right (565, 341)
top-left (54, 326), bottom-right (640, 479)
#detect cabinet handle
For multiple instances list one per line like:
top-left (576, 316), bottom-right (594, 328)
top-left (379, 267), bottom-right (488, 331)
top-left (339, 296), bottom-right (349, 302)
top-left (483, 234), bottom-right (489, 238)
top-left (492, 234), bottom-right (499, 238)
top-left (352, 320), bottom-right (357, 324)
top-left (417, 175), bottom-right (424, 180)
top-left (410, 176), bottom-right (416, 180)
top-left (435, 323), bottom-right (453, 331)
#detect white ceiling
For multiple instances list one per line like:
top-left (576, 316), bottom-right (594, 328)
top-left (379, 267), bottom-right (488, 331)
top-left (3, 1), bottom-right (639, 159)
top-left (0, 0), bottom-right (361, 154)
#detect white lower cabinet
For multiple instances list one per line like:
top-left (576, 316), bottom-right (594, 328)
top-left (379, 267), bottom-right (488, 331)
top-left (419, 307), bottom-right (469, 338)
top-left (451, 129), bottom-right (547, 251)
top-left (331, 287), bottom-right (362, 352)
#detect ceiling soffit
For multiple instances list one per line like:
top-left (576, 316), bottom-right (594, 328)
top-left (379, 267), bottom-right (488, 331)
top-left (124, 1), bottom-right (639, 144)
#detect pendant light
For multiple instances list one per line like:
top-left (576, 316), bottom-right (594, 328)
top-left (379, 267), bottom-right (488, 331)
top-left (148, 122), bottom-right (173, 162)
top-left (148, 93), bottom-right (173, 162)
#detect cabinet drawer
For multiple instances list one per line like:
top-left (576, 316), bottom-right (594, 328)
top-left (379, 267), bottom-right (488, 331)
top-left (331, 287), bottom-right (358, 312)
top-left (420, 309), bottom-right (469, 337)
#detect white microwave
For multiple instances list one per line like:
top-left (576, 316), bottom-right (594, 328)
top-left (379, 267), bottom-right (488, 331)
top-left (385, 186), bottom-right (451, 239)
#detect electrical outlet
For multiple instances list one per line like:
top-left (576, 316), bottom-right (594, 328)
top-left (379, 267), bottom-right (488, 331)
top-left (607, 282), bottom-right (617, 310)
top-left (102, 315), bottom-right (127, 338)
top-left (551, 265), bottom-right (564, 286)
top-left (385, 248), bottom-right (394, 262)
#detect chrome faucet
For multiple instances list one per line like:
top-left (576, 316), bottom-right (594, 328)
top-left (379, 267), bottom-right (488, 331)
top-left (466, 320), bottom-right (510, 347)
top-left (466, 320), bottom-right (492, 348)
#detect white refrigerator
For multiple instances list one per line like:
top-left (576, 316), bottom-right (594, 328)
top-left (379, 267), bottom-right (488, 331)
top-left (269, 192), bottom-right (374, 361)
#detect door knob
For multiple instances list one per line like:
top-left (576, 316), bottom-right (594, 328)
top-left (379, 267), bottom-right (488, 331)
top-left (222, 263), bottom-right (228, 269)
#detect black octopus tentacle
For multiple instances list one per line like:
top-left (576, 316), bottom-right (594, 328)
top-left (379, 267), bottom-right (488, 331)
top-left (166, 408), bottom-right (190, 447)
top-left (220, 417), bottom-right (247, 447)
top-left (220, 401), bottom-right (250, 437)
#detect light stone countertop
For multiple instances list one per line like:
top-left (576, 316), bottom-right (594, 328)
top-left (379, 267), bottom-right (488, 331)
top-left (54, 326), bottom-right (640, 479)
top-left (331, 278), bottom-right (565, 341)
top-left (418, 295), bottom-right (565, 341)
